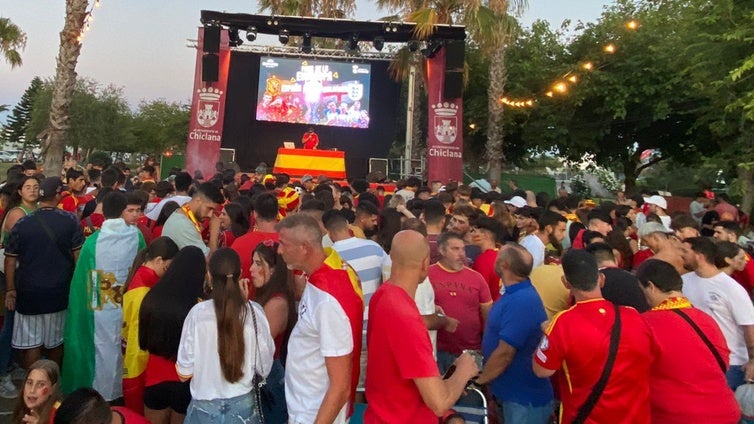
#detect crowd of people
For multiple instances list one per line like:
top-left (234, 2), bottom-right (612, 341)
top-left (0, 157), bottom-right (751, 423)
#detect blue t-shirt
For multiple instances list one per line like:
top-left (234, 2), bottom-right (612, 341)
top-left (5, 207), bottom-right (84, 314)
top-left (482, 279), bottom-right (553, 405)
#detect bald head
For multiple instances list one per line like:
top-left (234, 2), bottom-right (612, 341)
top-left (496, 243), bottom-right (534, 281)
top-left (390, 230), bottom-right (430, 268)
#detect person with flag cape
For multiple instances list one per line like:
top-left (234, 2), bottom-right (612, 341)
top-left (62, 191), bottom-right (146, 400)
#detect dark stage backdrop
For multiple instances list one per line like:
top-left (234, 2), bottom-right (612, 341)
top-left (222, 51), bottom-right (402, 178)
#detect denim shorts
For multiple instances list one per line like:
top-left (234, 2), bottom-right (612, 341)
top-left (185, 392), bottom-right (261, 424)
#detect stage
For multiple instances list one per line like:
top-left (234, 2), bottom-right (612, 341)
top-left (185, 13), bottom-right (466, 182)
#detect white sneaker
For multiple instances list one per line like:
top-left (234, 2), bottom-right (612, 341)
top-left (10, 366), bottom-right (25, 381)
top-left (0, 374), bottom-right (18, 399)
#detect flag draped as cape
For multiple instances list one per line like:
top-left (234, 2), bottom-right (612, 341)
top-left (62, 218), bottom-right (145, 400)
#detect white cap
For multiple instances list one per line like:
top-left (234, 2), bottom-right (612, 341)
top-left (504, 196), bottom-right (527, 209)
top-left (643, 195), bottom-right (667, 210)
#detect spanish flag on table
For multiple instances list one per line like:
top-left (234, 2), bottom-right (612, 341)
top-left (62, 219), bottom-right (146, 400)
top-left (273, 148), bottom-right (346, 179)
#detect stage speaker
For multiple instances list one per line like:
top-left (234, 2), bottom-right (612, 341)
top-left (202, 54), bottom-right (219, 82)
top-left (369, 158), bottom-right (388, 176)
top-left (445, 40), bottom-right (464, 71)
top-left (444, 71), bottom-right (463, 99)
top-left (203, 26), bottom-right (221, 54)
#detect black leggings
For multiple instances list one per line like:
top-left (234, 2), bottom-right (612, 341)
top-left (143, 381), bottom-right (192, 414)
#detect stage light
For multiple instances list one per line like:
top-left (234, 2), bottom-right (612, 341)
top-left (373, 36), bottom-right (385, 52)
top-left (301, 32), bottom-right (313, 53)
top-left (228, 27), bottom-right (243, 47)
top-left (421, 39), bottom-right (443, 58)
top-left (407, 40), bottom-right (420, 52)
top-left (385, 23), bottom-right (398, 33)
top-left (279, 29), bottom-right (290, 45)
top-left (345, 33), bottom-right (359, 53)
top-left (246, 26), bottom-right (257, 42)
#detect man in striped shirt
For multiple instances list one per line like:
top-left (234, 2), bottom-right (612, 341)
top-left (324, 210), bottom-right (391, 402)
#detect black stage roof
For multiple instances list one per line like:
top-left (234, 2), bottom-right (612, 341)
top-left (200, 11), bottom-right (466, 43)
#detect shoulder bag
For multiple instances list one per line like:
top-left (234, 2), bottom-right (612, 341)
top-left (572, 302), bottom-right (622, 424)
top-left (671, 308), bottom-right (726, 374)
top-left (250, 301), bottom-right (267, 424)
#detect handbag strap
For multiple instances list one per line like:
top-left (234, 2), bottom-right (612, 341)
top-left (671, 308), bottom-right (727, 374)
top-left (573, 302), bottom-right (622, 424)
top-left (249, 301), bottom-right (265, 424)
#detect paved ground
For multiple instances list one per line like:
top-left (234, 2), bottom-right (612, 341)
top-left (0, 374), bottom-right (23, 423)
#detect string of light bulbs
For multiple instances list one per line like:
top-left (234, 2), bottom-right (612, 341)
top-left (76, 0), bottom-right (102, 43)
top-left (499, 20), bottom-right (639, 109)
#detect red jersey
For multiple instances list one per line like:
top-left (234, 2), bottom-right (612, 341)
top-left (732, 252), bottom-right (754, 297)
top-left (59, 192), bottom-right (93, 215)
top-left (111, 406), bottom-right (151, 424)
top-left (472, 248), bottom-right (502, 301)
top-left (643, 301), bottom-right (739, 423)
top-left (145, 354), bottom-right (180, 387)
top-left (364, 283), bottom-right (439, 423)
top-left (302, 132), bottom-right (319, 149)
top-left (81, 213), bottom-right (105, 237)
top-left (534, 299), bottom-right (652, 424)
top-left (429, 263), bottom-right (492, 355)
top-left (632, 248), bottom-right (654, 270)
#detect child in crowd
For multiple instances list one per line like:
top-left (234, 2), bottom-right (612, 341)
top-left (12, 359), bottom-right (60, 424)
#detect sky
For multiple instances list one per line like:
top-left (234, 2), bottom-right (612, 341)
top-left (0, 0), bottom-right (610, 121)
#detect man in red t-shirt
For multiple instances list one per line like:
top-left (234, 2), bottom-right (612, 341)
top-left (302, 127), bottom-right (319, 150)
top-left (470, 216), bottom-right (505, 300)
top-left (421, 199), bottom-right (447, 265)
top-left (231, 193), bottom-right (279, 284)
top-left (59, 168), bottom-right (93, 218)
top-left (429, 232), bottom-right (493, 374)
top-left (365, 230), bottom-right (479, 423)
top-left (636, 259), bottom-right (740, 423)
top-left (533, 249), bottom-right (653, 424)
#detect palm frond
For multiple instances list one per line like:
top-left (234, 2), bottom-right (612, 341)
top-left (388, 47), bottom-right (413, 81)
top-left (408, 8), bottom-right (439, 39)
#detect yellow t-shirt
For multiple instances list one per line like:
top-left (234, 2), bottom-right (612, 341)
top-left (530, 263), bottom-right (570, 320)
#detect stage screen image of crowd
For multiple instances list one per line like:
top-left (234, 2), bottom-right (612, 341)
top-left (255, 56), bottom-right (372, 129)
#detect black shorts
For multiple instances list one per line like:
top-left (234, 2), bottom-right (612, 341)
top-left (143, 381), bottom-right (191, 414)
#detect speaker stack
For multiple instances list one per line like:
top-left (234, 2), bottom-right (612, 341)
top-left (443, 40), bottom-right (464, 99)
top-left (202, 26), bottom-right (221, 83)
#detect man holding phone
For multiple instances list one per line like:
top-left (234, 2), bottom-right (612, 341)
top-left (365, 230), bottom-right (479, 423)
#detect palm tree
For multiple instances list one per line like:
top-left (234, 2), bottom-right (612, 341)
top-left (41, 0), bottom-right (89, 178)
top-left (480, 0), bottom-right (524, 181)
top-left (375, 0), bottom-right (526, 181)
top-left (257, 0), bottom-right (355, 18)
top-left (0, 17), bottom-right (27, 68)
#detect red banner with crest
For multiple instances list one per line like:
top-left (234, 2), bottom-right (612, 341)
top-left (185, 27), bottom-right (230, 180)
top-left (425, 47), bottom-right (463, 184)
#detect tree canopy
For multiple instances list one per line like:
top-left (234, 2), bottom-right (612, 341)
top-left (17, 78), bottom-right (189, 161)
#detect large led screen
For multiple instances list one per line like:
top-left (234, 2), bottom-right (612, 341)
top-left (256, 56), bottom-right (371, 128)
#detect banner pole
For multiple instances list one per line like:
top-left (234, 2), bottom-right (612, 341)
top-left (404, 65), bottom-right (416, 178)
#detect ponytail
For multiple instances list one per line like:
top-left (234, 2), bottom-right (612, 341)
top-left (210, 248), bottom-right (247, 383)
